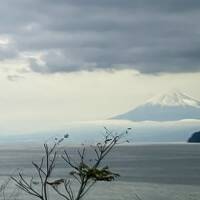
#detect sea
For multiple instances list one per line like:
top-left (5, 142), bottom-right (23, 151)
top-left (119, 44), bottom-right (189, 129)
top-left (0, 143), bottom-right (200, 200)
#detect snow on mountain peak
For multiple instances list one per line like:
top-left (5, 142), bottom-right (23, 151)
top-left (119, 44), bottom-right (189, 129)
top-left (146, 91), bottom-right (200, 107)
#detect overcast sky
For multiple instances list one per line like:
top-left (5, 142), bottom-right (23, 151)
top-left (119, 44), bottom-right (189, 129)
top-left (0, 0), bottom-right (200, 133)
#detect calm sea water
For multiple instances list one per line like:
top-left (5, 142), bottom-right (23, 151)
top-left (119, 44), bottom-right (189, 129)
top-left (0, 144), bottom-right (200, 200)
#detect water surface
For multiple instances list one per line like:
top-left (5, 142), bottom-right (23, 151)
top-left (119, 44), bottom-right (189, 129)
top-left (0, 144), bottom-right (200, 200)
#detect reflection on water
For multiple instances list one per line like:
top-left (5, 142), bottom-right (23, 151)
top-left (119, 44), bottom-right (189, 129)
top-left (0, 144), bottom-right (200, 199)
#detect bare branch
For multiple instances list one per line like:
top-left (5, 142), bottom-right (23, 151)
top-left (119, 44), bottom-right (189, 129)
top-left (11, 129), bottom-right (129, 200)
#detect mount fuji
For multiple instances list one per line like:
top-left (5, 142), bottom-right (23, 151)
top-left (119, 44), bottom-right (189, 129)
top-left (113, 91), bottom-right (200, 121)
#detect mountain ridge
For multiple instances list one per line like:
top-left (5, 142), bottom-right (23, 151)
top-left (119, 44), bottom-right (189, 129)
top-left (113, 91), bottom-right (200, 121)
top-left (146, 91), bottom-right (200, 107)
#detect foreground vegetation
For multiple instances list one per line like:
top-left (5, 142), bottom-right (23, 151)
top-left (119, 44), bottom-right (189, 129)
top-left (5, 128), bottom-right (131, 200)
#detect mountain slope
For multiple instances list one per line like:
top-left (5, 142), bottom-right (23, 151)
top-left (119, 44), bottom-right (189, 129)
top-left (113, 91), bottom-right (200, 121)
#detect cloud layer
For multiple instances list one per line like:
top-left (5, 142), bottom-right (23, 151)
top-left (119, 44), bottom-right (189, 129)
top-left (1, 0), bottom-right (200, 74)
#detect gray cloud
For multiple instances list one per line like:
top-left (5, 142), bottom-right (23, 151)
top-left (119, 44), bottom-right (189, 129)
top-left (1, 0), bottom-right (200, 74)
top-left (0, 46), bottom-right (17, 60)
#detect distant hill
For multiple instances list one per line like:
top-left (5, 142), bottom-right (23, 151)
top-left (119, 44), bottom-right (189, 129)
top-left (188, 131), bottom-right (200, 143)
top-left (113, 91), bottom-right (200, 121)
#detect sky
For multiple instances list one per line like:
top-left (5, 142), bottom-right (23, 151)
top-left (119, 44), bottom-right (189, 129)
top-left (0, 0), bottom-right (200, 133)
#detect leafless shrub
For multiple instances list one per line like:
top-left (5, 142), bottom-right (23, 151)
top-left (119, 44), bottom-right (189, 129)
top-left (11, 128), bottom-right (131, 200)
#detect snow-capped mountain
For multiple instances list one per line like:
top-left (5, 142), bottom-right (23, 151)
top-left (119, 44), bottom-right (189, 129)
top-left (113, 91), bottom-right (200, 121)
top-left (146, 91), bottom-right (200, 107)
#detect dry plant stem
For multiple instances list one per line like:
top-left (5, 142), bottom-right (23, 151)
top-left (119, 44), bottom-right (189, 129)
top-left (59, 129), bottom-right (128, 200)
top-left (135, 193), bottom-right (143, 200)
top-left (0, 169), bottom-right (20, 200)
top-left (11, 128), bottom-right (130, 200)
top-left (11, 143), bottom-right (57, 200)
